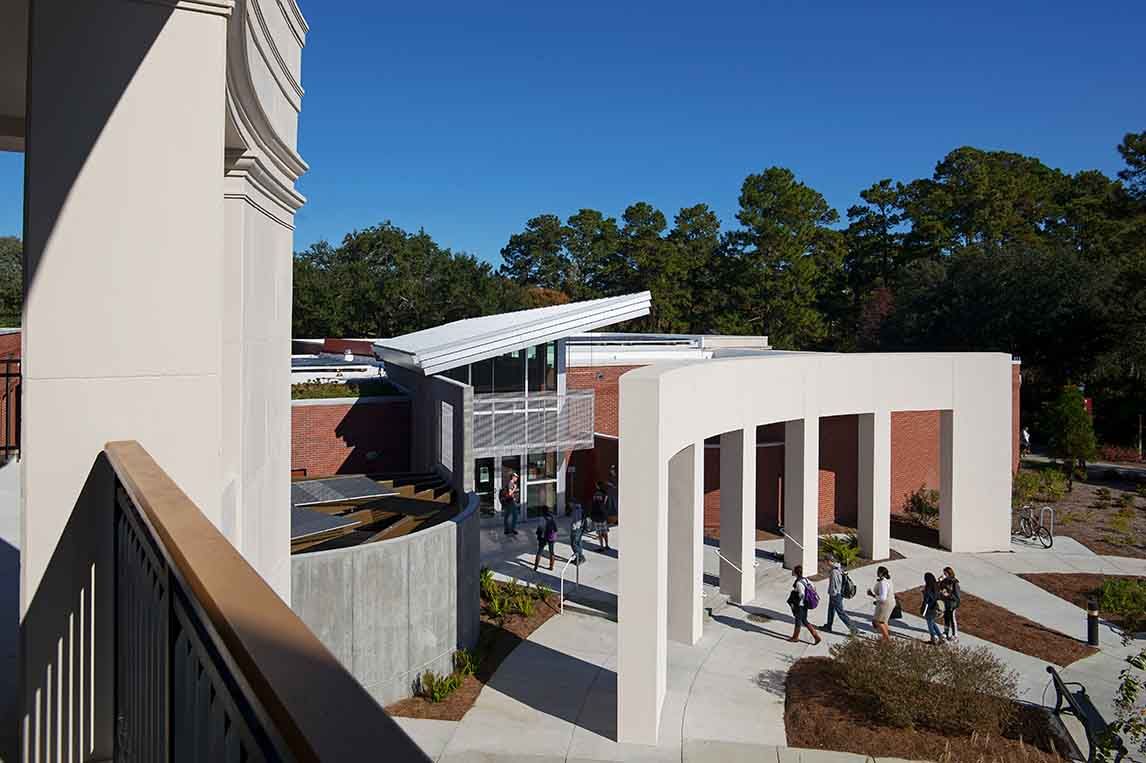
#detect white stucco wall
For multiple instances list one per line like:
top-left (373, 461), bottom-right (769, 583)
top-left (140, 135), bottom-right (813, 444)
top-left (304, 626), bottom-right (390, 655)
top-left (617, 352), bottom-right (1013, 743)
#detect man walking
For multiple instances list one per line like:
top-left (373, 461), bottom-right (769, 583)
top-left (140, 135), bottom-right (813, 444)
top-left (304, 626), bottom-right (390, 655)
top-left (823, 557), bottom-right (858, 636)
top-left (501, 471), bottom-right (520, 536)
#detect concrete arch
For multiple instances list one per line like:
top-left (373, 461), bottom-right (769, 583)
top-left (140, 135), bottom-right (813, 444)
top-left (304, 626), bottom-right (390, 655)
top-left (616, 352), bottom-right (1013, 744)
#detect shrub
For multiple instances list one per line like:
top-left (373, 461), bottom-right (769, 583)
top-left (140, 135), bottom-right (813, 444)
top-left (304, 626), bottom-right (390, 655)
top-left (485, 594), bottom-right (506, 620)
top-left (820, 533), bottom-right (862, 567)
top-left (453, 648), bottom-right (477, 677)
top-left (1100, 578), bottom-right (1146, 634)
top-left (290, 378), bottom-right (403, 400)
top-left (830, 637), bottom-right (1017, 735)
top-left (1014, 468), bottom-right (1068, 505)
top-left (1137, 485), bottom-right (1146, 500)
top-left (511, 594), bottom-right (535, 618)
top-left (419, 670), bottom-right (462, 703)
top-left (904, 485), bottom-right (940, 527)
top-left (1100, 445), bottom-right (1143, 464)
top-left (1118, 493), bottom-right (1137, 510)
top-left (533, 583), bottom-right (553, 601)
top-left (479, 566), bottom-right (495, 598)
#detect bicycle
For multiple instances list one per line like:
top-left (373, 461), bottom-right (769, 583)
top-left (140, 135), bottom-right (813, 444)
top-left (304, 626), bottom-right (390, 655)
top-left (1015, 504), bottom-right (1054, 548)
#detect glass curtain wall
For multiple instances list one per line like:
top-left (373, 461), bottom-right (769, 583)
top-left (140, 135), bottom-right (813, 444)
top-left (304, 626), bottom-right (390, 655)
top-left (442, 342), bottom-right (561, 521)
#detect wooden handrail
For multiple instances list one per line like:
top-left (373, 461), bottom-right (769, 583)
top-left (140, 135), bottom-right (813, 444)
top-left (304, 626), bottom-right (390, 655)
top-left (105, 440), bottom-right (428, 762)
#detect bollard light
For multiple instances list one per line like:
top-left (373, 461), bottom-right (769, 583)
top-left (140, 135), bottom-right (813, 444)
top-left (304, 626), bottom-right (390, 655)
top-left (1087, 595), bottom-right (1100, 646)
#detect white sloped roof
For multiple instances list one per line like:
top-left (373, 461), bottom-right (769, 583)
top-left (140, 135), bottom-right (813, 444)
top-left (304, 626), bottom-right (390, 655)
top-left (373, 292), bottom-right (652, 376)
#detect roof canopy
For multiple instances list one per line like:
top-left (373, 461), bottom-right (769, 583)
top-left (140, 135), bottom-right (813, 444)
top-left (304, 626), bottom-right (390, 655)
top-left (373, 292), bottom-right (652, 376)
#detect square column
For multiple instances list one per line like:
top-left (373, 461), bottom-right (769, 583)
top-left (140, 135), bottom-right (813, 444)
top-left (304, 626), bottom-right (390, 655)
top-left (667, 443), bottom-right (703, 645)
top-left (940, 409), bottom-right (954, 550)
top-left (783, 419), bottom-right (819, 571)
top-left (857, 411), bottom-right (891, 560)
top-left (719, 428), bottom-right (755, 605)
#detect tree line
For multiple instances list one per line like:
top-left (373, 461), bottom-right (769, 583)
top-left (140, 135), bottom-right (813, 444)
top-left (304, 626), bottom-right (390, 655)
top-left (294, 132), bottom-right (1143, 444)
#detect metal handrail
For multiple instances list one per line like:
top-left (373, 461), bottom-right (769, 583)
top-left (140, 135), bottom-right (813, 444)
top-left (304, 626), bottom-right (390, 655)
top-left (714, 550), bottom-right (759, 574)
top-left (558, 552), bottom-right (580, 614)
top-left (777, 525), bottom-right (805, 550)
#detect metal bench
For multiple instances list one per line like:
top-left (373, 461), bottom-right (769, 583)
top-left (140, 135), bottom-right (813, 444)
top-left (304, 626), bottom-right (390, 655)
top-left (1047, 666), bottom-right (1127, 762)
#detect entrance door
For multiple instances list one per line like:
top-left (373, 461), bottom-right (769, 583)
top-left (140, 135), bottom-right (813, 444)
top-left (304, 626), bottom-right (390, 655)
top-left (475, 457), bottom-right (495, 514)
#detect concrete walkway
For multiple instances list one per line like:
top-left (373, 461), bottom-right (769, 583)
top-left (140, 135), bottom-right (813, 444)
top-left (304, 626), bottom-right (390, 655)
top-left (395, 515), bottom-right (1146, 762)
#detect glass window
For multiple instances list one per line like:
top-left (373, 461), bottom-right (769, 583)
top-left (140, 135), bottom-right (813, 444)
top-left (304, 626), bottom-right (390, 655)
top-left (494, 350), bottom-right (526, 394)
top-left (526, 481), bottom-right (556, 518)
top-left (471, 358), bottom-right (494, 394)
top-left (528, 341), bottom-right (558, 392)
top-left (527, 451), bottom-right (557, 481)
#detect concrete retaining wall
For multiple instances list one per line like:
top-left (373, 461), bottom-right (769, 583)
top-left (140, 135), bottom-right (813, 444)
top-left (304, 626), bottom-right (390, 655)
top-left (386, 366), bottom-right (474, 499)
top-left (290, 492), bottom-right (480, 706)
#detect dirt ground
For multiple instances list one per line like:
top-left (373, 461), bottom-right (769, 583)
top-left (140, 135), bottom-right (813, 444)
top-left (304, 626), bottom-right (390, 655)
top-left (785, 657), bottom-right (1073, 762)
top-left (1020, 572), bottom-right (1146, 632)
top-left (386, 594), bottom-right (558, 720)
top-left (1017, 468), bottom-right (1146, 557)
top-left (897, 587), bottom-right (1096, 666)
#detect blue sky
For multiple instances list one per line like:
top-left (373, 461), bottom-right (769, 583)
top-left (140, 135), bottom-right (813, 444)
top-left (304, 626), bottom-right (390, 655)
top-left (1, 0), bottom-right (1144, 265)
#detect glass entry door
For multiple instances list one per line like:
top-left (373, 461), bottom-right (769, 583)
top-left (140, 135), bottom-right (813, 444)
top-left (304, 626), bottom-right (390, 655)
top-left (475, 457), bottom-right (495, 514)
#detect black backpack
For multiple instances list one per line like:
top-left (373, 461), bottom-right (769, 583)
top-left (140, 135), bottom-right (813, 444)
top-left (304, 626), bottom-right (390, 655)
top-left (842, 572), bottom-right (857, 599)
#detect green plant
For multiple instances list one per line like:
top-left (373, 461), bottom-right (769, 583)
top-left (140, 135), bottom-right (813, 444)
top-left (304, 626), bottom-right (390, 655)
top-left (1136, 485), bottom-right (1146, 500)
top-left (1044, 385), bottom-right (1097, 490)
top-left (1100, 578), bottom-right (1146, 634)
top-left (511, 594), bottom-right (535, 618)
top-left (820, 533), bottom-right (862, 567)
top-left (904, 485), bottom-right (940, 527)
top-left (532, 582), bottom-right (553, 601)
top-left (485, 594), bottom-right (506, 620)
top-left (831, 637), bottom-right (1017, 735)
top-left (290, 378), bottom-right (403, 400)
top-left (419, 670), bottom-right (462, 703)
top-left (479, 566), bottom-right (495, 598)
top-left (1102, 649), bottom-right (1146, 760)
top-left (1118, 493), bottom-right (1137, 510)
top-left (454, 648), bottom-right (478, 678)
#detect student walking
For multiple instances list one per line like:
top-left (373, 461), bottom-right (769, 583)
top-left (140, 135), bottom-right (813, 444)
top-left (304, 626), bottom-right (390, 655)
top-left (590, 482), bottom-right (611, 552)
top-left (868, 566), bottom-right (896, 642)
top-left (823, 558), bottom-right (858, 635)
top-left (939, 566), bottom-right (961, 642)
top-left (501, 472), bottom-right (520, 536)
top-left (533, 507), bottom-right (558, 571)
top-left (568, 500), bottom-right (587, 565)
top-left (787, 565), bottom-right (822, 645)
top-left (922, 572), bottom-right (944, 644)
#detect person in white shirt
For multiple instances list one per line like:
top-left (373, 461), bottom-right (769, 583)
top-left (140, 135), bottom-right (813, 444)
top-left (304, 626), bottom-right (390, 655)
top-left (787, 565), bottom-right (822, 645)
top-left (867, 566), bottom-right (896, 641)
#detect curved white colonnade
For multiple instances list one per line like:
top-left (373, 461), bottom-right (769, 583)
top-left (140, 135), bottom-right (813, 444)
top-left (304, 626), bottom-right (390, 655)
top-left (616, 352), bottom-right (1013, 744)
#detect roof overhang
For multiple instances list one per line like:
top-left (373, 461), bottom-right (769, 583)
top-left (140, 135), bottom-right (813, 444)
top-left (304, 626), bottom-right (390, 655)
top-left (374, 292), bottom-right (652, 376)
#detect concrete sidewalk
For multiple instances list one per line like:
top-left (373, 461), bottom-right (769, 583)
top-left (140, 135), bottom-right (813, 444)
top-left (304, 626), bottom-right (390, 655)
top-left (401, 520), bottom-right (1143, 762)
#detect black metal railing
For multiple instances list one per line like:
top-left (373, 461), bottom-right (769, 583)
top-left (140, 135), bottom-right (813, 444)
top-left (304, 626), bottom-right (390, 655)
top-left (106, 441), bottom-right (429, 762)
top-left (1, 354), bottom-right (18, 461)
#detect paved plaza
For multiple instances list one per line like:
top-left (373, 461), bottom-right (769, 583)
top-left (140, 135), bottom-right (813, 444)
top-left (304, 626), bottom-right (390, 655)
top-left (396, 515), bottom-right (1146, 762)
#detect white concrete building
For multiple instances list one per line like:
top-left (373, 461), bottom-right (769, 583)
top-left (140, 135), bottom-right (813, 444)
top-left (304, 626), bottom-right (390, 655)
top-left (615, 351), bottom-right (1014, 743)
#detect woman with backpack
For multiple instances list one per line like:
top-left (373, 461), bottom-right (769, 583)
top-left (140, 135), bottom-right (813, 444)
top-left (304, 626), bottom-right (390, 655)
top-left (921, 572), bottom-right (944, 644)
top-left (867, 566), bottom-right (896, 642)
top-left (501, 472), bottom-right (520, 536)
top-left (533, 506), bottom-right (559, 571)
top-left (939, 566), bottom-right (961, 642)
top-left (787, 565), bottom-right (822, 645)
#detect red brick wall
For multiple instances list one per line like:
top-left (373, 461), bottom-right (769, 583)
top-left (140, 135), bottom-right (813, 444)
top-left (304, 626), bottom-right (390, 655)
top-left (890, 411), bottom-right (941, 514)
top-left (568, 435), bottom-right (617, 509)
top-left (0, 332), bottom-right (19, 358)
top-left (1012, 361), bottom-right (1021, 474)
top-left (291, 398), bottom-right (412, 478)
top-left (566, 365), bottom-right (644, 438)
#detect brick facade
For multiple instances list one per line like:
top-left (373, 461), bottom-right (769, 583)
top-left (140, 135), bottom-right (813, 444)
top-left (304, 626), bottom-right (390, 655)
top-left (569, 357), bottom-right (1021, 534)
top-left (0, 331), bottom-right (19, 458)
top-left (566, 364), bottom-right (644, 438)
top-left (0, 331), bottom-right (19, 358)
top-left (290, 398), bottom-right (412, 478)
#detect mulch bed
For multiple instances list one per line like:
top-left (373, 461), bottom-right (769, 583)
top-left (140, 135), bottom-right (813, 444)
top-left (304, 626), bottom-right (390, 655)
top-left (890, 515), bottom-right (941, 548)
top-left (1020, 572), bottom-right (1146, 632)
top-left (897, 587), bottom-right (1095, 666)
top-left (386, 594), bottom-right (558, 720)
top-left (785, 657), bottom-right (1073, 762)
top-left (1014, 471), bottom-right (1146, 558)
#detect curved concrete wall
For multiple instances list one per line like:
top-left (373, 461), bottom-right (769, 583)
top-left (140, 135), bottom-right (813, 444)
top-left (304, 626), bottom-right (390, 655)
top-left (616, 352), bottom-right (1013, 743)
top-left (290, 492), bottom-right (480, 706)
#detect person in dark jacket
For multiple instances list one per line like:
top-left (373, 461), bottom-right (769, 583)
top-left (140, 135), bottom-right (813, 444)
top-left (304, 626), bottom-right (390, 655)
top-left (787, 565), bottom-right (822, 645)
top-left (568, 500), bottom-right (587, 565)
top-left (922, 572), bottom-right (943, 644)
top-left (533, 507), bottom-right (558, 571)
top-left (939, 566), bottom-right (961, 642)
top-left (823, 558), bottom-right (857, 635)
top-left (590, 482), bottom-right (611, 551)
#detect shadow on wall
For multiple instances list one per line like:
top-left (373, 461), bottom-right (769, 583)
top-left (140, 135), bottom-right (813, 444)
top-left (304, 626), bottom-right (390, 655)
top-left (20, 453), bottom-right (118, 760)
top-left (22, 3), bottom-right (173, 298)
top-left (0, 536), bottom-right (17, 761)
top-left (331, 398), bottom-right (412, 475)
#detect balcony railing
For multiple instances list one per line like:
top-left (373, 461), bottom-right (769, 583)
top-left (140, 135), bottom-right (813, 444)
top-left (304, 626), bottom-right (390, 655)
top-left (472, 390), bottom-right (595, 457)
top-left (1, 354), bottom-right (18, 462)
top-left (83, 441), bottom-right (429, 761)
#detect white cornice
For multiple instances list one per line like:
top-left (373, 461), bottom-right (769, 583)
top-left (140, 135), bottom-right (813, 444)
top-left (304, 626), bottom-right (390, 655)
top-left (225, 150), bottom-right (306, 218)
top-left (279, 0), bottom-right (309, 43)
top-left (247, 0), bottom-right (305, 104)
top-left (131, 0), bottom-right (234, 16)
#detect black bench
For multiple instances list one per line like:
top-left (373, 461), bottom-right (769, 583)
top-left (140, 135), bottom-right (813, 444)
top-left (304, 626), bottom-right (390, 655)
top-left (1047, 666), bottom-right (1127, 762)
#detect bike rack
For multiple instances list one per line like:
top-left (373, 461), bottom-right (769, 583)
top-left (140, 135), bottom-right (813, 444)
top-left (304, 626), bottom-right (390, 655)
top-left (1040, 506), bottom-right (1055, 537)
top-left (558, 553), bottom-right (580, 615)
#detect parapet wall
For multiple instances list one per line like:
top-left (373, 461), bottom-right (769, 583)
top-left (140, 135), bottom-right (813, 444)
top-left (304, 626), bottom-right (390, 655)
top-left (290, 492), bottom-right (480, 706)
